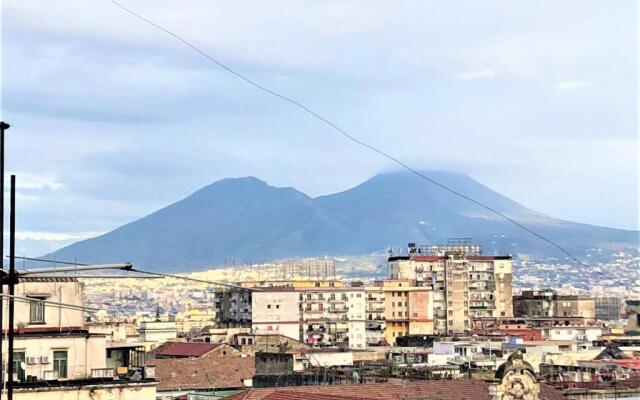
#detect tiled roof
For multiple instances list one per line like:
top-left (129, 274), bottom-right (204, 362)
top-left (225, 381), bottom-right (491, 400)
top-left (540, 383), bottom-right (569, 400)
top-left (148, 356), bottom-right (254, 391)
top-left (151, 341), bottom-right (222, 358)
top-left (225, 381), bottom-right (566, 400)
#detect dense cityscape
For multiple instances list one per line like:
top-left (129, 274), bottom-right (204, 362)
top-left (3, 241), bottom-right (635, 400)
top-left (2, 1), bottom-right (637, 400)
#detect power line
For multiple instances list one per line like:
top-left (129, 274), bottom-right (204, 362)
top-left (10, 256), bottom-right (260, 291)
top-left (103, 0), bottom-right (637, 293)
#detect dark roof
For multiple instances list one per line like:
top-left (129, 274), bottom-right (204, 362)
top-left (151, 341), bottom-right (221, 358)
top-left (148, 356), bottom-right (254, 391)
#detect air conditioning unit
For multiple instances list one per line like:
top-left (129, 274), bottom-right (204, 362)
top-left (40, 356), bottom-right (50, 364)
top-left (26, 357), bottom-right (38, 365)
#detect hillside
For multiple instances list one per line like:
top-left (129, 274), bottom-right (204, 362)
top-left (46, 171), bottom-right (639, 270)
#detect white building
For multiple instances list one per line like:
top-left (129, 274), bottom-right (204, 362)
top-left (1, 277), bottom-right (156, 399)
top-left (251, 289), bottom-right (300, 340)
top-left (138, 320), bottom-right (178, 351)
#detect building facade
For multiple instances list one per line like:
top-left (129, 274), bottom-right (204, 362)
top-left (388, 242), bottom-right (513, 334)
top-left (382, 280), bottom-right (433, 344)
top-left (251, 288), bottom-right (300, 340)
top-left (513, 290), bottom-right (595, 320)
top-left (2, 277), bottom-right (156, 399)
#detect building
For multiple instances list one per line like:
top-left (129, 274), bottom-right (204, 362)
top-left (175, 309), bottom-right (217, 334)
top-left (513, 290), bottom-right (595, 320)
top-left (138, 319), bottom-right (177, 351)
top-left (251, 288), bottom-right (300, 340)
top-left (594, 296), bottom-right (621, 321)
top-left (147, 342), bottom-right (253, 399)
top-left (388, 241), bottom-right (513, 334)
top-left (250, 285), bottom-right (368, 349)
top-left (226, 352), bottom-right (567, 399)
top-left (624, 300), bottom-right (640, 334)
top-left (213, 289), bottom-right (252, 328)
top-left (381, 280), bottom-right (433, 345)
top-left (231, 333), bottom-right (309, 355)
top-left (149, 341), bottom-right (244, 359)
top-left (364, 286), bottom-right (385, 346)
top-left (299, 286), bottom-right (367, 348)
top-left (513, 289), bottom-right (555, 317)
top-left (2, 277), bottom-right (156, 399)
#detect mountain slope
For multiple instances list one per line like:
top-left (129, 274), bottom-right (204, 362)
top-left (47, 171), bottom-right (639, 270)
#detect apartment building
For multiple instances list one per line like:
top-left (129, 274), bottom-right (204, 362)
top-left (249, 285), bottom-right (367, 349)
top-left (213, 289), bottom-right (252, 328)
top-left (594, 296), bottom-right (621, 321)
top-left (2, 277), bottom-right (156, 399)
top-left (299, 287), bottom-right (366, 349)
top-left (364, 286), bottom-right (385, 346)
top-left (251, 288), bottom-right (300, 340)
top-left (513, 290), bottom-right (595, 320)
top-left (382, 280), bottom-right (433, 344)
top-left (388, 241), bottom-right (513, 334)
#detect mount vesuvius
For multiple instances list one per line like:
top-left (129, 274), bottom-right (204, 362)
top-left (46, 171), bottom-right (639, 271)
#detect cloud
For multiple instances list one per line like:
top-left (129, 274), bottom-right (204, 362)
top-left (454, 68), bottom-right (496, 81)
top-left (0, 0), bottom-right (637, 260)
top-left (555, 80), bottom-right (591, 90)
top-left (7, 173), bottom-right (64, 190)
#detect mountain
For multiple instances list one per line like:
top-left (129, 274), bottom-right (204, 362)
top-left (46, 171), bottom-right (639, 271)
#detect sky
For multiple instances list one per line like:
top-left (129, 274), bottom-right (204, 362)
top-left (0, 0), bottom-right (638, 257)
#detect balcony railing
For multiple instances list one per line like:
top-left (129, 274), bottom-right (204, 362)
top-left (91, 368), bottom-right (115, 379)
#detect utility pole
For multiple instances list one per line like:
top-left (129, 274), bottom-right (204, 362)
top-left (0, 121), bottom-right (9, 392)
top-left (7, 175), bottom-right (15, 400)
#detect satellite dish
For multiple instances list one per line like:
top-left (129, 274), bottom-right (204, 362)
top-left (20, 362), bottom-right (26, 370)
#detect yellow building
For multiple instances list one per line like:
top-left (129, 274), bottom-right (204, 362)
top-left (382, 280), bottom-right (433, 345)
top-left (175, 309), bottom-right (217, 334)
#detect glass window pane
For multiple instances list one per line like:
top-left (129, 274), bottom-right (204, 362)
top-left (53, 350), bottom-right (68, 379)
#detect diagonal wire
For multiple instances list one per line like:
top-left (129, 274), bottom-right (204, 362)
top-left (104, 0), bottom-right (637, 292)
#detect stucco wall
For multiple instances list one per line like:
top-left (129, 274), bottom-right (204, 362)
top-left (10, 383), bottom-right (156, 400)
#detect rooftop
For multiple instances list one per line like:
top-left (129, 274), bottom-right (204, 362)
top-left (151, 341), bottom-right (222, 358)
top-left (148, 356), bottom-right (254, 391)
top-left (225, 381), bottom-right (565, 400)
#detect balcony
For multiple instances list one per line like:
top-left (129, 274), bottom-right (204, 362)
top-left (328, 308), bottom-right (347, 313)
top-left (91, 368), bottom-right (115, 379)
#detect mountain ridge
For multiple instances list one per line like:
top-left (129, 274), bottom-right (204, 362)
top-left (46, 171), bottom-right (639, 271)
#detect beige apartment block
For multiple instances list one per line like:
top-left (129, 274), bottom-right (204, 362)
top-left (382, 280), bottom-right (433, 345)
top-left (388, 242), bottom-right (513, 334)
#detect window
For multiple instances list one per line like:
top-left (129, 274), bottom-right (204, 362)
top-left (267, 304), bottom-right (271, 309)
top-left (53, 350), bottom-right (68, 379)
top-left (276, 305), bottom-right (280, 309)
top-left (29, 297), bottom-right (45, 324)
top-left (12, 352), bottom-right (25, 382)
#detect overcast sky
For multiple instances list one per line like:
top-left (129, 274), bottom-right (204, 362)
top-left (1, 0), bottom-right (638, 256)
